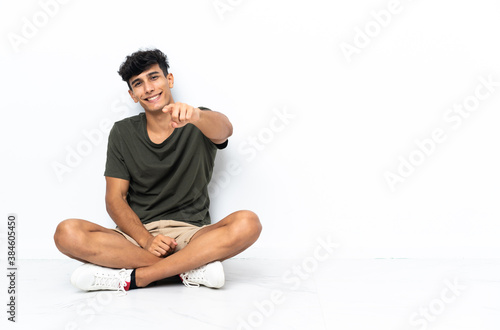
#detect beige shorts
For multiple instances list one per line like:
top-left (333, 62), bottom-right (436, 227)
top-left (112, 220), bottom-right (206, 253)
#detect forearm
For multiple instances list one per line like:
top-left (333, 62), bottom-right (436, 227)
top-left (193, 109), bottom-right (233, 143)
top-left (106, 197), bottom-right (152, 248)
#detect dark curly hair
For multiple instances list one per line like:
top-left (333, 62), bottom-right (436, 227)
top-left (118, 49), bottom-right (170, 90)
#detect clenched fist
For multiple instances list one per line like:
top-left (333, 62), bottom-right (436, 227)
top-left (144, 234), bottom-right (178, 257)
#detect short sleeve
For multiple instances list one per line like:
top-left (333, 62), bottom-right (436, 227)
top-left (104, 124), bottom-right (130, 180)
top-left (214, 140), bottom-right (228, 149)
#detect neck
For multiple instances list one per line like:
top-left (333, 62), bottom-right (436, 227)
top-left (144, 106), bottom-right (175, 143)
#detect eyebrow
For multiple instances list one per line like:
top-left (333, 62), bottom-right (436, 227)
top-left (130, 71), bottom-right (161, 87)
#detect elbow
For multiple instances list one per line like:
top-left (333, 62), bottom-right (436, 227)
top-left (224, 113), bottom-right (233, 138)
top-left (227, 121), bottom-right (233, 139)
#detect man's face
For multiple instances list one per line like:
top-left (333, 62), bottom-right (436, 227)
top-left (128, 63), bottom-right (174, 112)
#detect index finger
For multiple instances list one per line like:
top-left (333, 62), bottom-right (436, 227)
top-left (162, 103), bottom-right (175, 113)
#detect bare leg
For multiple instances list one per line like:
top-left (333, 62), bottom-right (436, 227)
top-left (135, 210), bottom-right (262, 287)
top-left (54, 219), bottom-right (161, 269)
top-left (54, 210), bottom-right (262, 288)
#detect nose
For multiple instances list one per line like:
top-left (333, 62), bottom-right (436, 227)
top-left (144, 80), bottom-right (154, 93)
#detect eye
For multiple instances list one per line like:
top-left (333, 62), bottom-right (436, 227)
top-left (134, 81), bottom-right (142, 87)
top-left (151, 75), bottom-right (159, 80)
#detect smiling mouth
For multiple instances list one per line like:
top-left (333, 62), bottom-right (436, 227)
top-left (145, 92), bottom-right (162, 102)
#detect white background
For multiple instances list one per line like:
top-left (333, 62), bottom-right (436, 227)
top-left (1, 0), bottom-right (499, 260)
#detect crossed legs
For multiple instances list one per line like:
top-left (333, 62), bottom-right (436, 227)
top-left (54, 210), bottom-right (262, 288)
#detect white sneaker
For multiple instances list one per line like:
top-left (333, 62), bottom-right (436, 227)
top-left (71, 263), bottom-right (133, 293)
top-left (180, 261), bottom-right (225, 288)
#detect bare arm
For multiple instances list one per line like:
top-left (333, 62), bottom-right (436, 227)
top-left (105, 177), bottom-right (152, 247)
top-left (192, 108), bottom-right (233, 144)
top-left (105, 176), bottom-right (176, 256)
top-left (164, 103), bottom-right (233, 144)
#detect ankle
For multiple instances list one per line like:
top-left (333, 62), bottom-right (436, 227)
top-left (134, 268), bottom-right (150, 288)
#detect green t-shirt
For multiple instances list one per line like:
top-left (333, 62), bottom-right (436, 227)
top-left (104, 108), bottom-right (227, 226)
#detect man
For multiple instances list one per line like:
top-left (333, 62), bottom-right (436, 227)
top-left (54, 49), bottom-right (262, 292)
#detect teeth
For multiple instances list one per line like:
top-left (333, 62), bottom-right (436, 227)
top-left (148, 94), bottom-right (160, 101)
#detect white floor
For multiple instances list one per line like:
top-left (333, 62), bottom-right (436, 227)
top-left (1, 258), bottom-right (499, 330)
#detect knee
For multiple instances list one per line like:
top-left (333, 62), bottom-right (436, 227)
top-left (234, 210), bottom-right (262, 241)
top-left (54, 219), bottom-right (82, 252)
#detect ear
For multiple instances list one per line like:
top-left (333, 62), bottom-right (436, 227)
top-left (128, 89), bottom-right (139, 103)
top-left (167, 73), bottom-right (174, 88)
